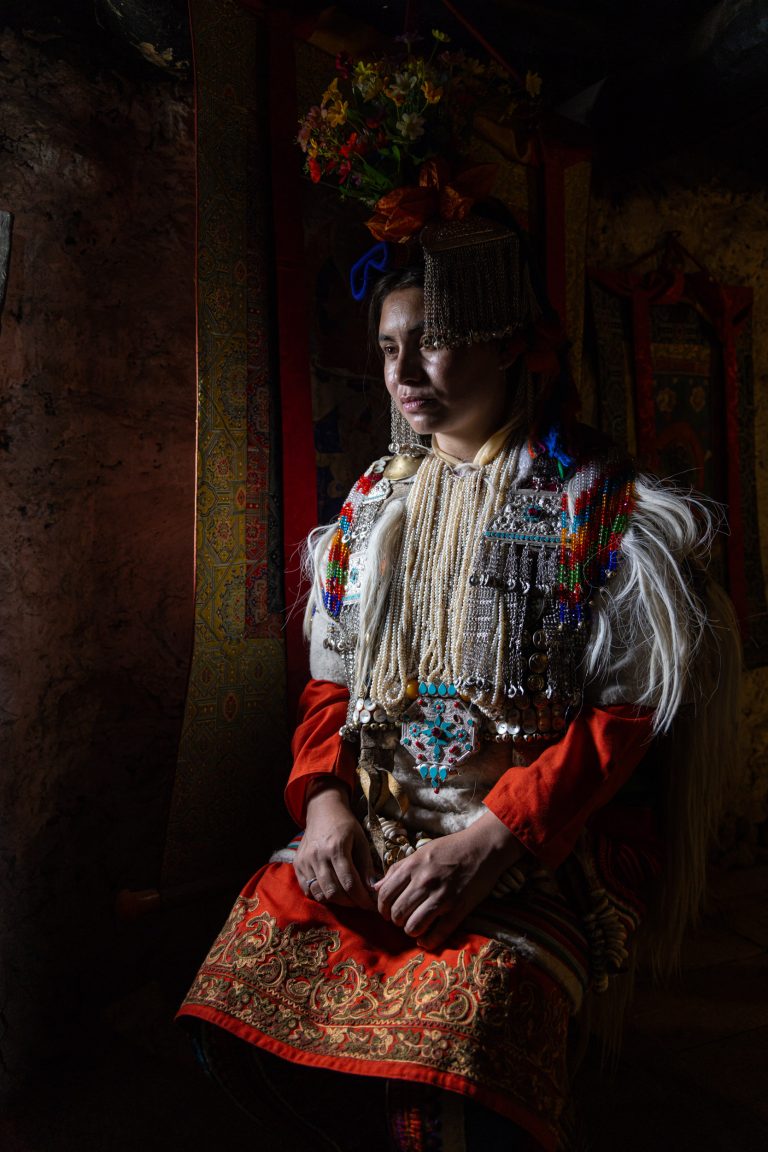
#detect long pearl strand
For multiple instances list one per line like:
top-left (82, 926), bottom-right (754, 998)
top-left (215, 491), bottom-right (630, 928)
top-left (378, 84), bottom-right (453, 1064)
top-left (367, 443), bottom-right (522, 713)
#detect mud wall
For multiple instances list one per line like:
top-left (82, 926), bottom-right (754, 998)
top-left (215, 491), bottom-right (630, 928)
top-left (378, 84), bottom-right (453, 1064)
top-left (0, 27), bottom-right (196, 1092)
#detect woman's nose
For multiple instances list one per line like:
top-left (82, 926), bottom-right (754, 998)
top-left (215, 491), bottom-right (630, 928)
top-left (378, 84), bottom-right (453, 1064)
top-left (393, 346), bottom-right (423, 384)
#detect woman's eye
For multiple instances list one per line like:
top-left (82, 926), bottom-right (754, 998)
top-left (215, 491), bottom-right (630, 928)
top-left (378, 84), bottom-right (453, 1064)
top-left (382, 345), bottom-right (397, 357)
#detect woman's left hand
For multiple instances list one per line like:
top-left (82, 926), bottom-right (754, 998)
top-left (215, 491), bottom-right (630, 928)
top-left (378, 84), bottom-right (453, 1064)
top-left (375, 809), bottom-right (524, 949)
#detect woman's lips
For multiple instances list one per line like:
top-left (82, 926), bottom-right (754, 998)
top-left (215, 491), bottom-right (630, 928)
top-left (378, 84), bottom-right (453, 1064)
top-left (400, 396), bottom-right (436, 413)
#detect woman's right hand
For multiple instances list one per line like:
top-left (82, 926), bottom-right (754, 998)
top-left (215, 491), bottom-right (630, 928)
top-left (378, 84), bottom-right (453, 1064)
top-left (294, 780), bottom-right (377, 910)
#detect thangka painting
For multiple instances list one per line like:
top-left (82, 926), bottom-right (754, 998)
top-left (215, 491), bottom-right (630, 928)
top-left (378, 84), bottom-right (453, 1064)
top-left (589, 242), bottom-right (768, 666)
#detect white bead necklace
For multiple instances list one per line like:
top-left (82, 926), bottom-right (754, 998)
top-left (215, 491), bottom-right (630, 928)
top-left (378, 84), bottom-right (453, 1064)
top-left (367, 442), bottom-right (523, 713)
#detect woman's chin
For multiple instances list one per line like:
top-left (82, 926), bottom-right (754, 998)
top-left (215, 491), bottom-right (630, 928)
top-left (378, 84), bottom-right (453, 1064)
top-left (401, 409), bottom-right (441, 436)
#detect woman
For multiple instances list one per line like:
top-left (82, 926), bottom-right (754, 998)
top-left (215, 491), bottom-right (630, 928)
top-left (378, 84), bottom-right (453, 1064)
top-left (179, 234), bottom-right (738, 1151)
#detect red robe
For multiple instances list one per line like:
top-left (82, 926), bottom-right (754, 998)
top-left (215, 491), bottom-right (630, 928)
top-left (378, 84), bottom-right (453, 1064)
top-left (179, 679), bottom-right (660, 1151)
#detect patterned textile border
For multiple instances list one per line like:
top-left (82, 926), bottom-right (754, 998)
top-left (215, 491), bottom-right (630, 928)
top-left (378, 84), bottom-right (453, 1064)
top-left (163, 0), bottom-right (289, 886)
top-left (181, 883), bottom-right (571, 1151)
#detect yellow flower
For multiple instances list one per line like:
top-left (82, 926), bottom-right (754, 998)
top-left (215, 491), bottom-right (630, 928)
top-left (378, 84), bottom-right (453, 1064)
top-left (407, 58), bottom-right (426, 83)
top-left (525, 70), bottom-right (543, 98)
top-left (326, 100), bottom-right (348, 128)
top-left (353, 61), bottom-right (382, 99)
top-left (421, 80), bottom-right (443, 104)
top-left (431, 29), bottom-right (450, 42)
top-left (321, 77), bottom-right (340, 107)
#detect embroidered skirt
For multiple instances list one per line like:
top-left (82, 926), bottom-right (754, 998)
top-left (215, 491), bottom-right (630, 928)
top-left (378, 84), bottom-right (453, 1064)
top-left (179, 860), bottom-right (593, 1151)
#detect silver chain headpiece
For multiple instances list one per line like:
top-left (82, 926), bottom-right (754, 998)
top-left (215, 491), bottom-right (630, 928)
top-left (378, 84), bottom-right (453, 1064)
top-left (421, 217), bottom-right (541, 349)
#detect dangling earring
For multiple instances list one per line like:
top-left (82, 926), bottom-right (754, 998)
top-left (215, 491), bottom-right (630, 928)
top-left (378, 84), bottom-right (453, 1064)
top-left (389, 398), bottom-right (430, 457)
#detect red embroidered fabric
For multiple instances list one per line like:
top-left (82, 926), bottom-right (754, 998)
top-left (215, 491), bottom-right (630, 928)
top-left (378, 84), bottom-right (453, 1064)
top-left (180, 864), bottom-right (573, 1151)
top-left (180, 682), bottom-right (661, 1151)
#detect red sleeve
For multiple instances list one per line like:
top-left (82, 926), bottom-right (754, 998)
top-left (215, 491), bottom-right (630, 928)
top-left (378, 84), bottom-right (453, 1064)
top-left (284, 678), bottom-right (357, 827)
top-left (484, 704), bottom-right (655, 870)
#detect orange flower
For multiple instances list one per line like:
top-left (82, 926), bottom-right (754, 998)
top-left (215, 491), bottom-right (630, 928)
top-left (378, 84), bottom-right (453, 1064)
top-left (421, 80), bottom-right (443, 104)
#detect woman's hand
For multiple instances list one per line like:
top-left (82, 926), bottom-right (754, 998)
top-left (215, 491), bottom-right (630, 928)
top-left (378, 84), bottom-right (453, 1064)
top-left (294, 780), bottom-right (377, 910)
top-left (375, 810), bottom-right (524, 949)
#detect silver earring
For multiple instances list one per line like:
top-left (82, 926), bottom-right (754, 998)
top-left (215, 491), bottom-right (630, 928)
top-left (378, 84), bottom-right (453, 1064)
top-left (389, 398), bottom-right (430, 457)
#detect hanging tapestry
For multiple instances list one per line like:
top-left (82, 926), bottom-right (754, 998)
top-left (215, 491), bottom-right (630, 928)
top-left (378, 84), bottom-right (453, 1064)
top-left (589, 238), bottom-right (768, 666)
top-left (162, 0), bottom-right (290, 889)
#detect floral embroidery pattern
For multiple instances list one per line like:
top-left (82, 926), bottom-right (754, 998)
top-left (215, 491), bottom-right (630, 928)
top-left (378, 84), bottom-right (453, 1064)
top-left (183, 895), bottom-right (569, 1129)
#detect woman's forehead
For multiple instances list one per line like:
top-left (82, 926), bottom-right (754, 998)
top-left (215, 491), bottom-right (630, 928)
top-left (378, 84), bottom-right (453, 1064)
top-left (379, 287), bottom-right (425, 332)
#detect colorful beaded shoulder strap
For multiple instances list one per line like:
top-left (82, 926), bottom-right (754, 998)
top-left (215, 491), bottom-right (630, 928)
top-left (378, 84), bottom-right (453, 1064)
top-left (556, 452), bottom-right (635, 629)
top-left (323, 465), bottom-right (386, 619)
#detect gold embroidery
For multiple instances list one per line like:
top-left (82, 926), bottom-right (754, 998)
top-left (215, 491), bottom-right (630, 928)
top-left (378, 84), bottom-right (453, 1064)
top-left (184, 895), bottom-right (569, 1125)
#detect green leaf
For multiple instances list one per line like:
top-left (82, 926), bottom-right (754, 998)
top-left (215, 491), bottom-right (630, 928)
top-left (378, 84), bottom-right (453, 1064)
top-left (359, 159), bottom-right (392, 189)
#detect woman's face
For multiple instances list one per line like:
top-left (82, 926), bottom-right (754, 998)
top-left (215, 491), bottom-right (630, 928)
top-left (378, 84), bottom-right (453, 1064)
top-left (378, 286), bottom-right (514, 460)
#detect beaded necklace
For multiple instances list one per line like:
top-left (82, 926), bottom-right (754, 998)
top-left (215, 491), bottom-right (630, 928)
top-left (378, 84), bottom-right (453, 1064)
top-left (326, 434), bottom-right (635, 769)
top-left (367, 447), bottom-right (522, 713)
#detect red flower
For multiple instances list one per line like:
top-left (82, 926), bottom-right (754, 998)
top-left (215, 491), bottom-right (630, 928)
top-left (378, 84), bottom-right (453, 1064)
top-left (340, 131), bottom-right (366, 159)
top-left (308, 156), bottom-right (322, 183)
top-left (335, 52), bottom-right (350, 79)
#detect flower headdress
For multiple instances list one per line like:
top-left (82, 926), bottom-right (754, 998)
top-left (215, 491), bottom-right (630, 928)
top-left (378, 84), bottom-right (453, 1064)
top-left (298, 31), bottom-right (540, 242)
top-left (298, 32), bottom-right (543, 351)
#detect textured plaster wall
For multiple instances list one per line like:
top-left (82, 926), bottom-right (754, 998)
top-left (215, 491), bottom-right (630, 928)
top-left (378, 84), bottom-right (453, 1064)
top-left (587, 179), bottom-right (768, 852)
top-left (0, 29), bottom-right (196, 1092)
